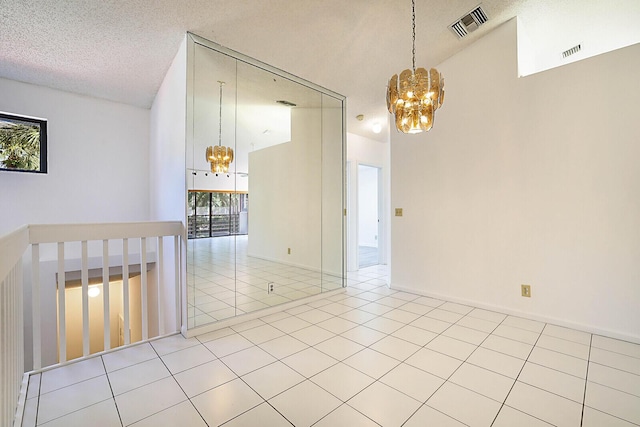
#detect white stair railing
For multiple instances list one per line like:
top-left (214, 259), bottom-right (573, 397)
top-left (0, 221), bottom-right (184, 427)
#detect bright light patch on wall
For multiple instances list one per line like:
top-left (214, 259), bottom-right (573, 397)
top-left (88, 286), bottom-right (101, 298)
top-left (372, 122), bottom-right (382, 134)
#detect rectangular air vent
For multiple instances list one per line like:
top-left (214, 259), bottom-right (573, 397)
top-left (449, 5), bottom-right (489, 39)
top-left (562, 44), bottom-right (581, 58)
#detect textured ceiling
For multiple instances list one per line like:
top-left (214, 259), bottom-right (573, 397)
top-left (1, 0), bottom-right (639, 142)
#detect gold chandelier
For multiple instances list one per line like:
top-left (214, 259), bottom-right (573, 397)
top-left (206, 81), bottom-right (234, 174)
top-left (387, 0), bottom-right (445, 134)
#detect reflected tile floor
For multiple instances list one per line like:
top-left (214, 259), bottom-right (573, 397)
top-left (23, 267), bottom-right (640, 426)
top-left (187, 236), bottom-right (344, 327)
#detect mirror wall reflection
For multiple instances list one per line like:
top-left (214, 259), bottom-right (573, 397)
top-left (186, 35), bottom-right (345, 330)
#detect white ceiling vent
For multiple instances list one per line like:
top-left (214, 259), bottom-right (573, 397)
top-left (449, 5), bottom-right (489, 39)
top-left (562, 44), bottom-right (582, 59)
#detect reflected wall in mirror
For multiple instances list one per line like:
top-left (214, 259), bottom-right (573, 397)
top-left (186, 34), bottom-right (345, 330)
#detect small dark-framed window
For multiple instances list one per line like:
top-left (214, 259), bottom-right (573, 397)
top-left (0, 112), bottom-right (48, 174)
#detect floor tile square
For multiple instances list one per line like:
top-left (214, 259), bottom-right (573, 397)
top-left (398, 301), bottom-right (435, 315)
top-left (282, 347), bottom-right (338, 377)
top-left (456, 315), bottom-right (499, 333)
top-left (311, 362), bottom-right (375, 401)
top-left (370, 335), bottom-right (421, 361)
top-left (191, 378), bottom-right (263, 426)
top-left (129, 401), bottom-right (207, 427)
top-left (405, 348), bottom-right (463, 379)
top-left (404, 405), bottom-right (467, 426)
top-left (425, 308), bottom-right (464, 323)
top-left (338, 309), bottom-right (378, 324)
top-left (492, 405), bottom-right (553, 426)
top-left (381, 308), bottom-right (421, 324)
top-left (467, 308), bottom-right (507, 323)
top-left (535, 335), bottom-right (590, 360)
top-left (362, 316), bottom-right (405, 334)
top-left (37, 376), bottom-right (112, 424)
top-left (102, 343), bottom-right (158, 373)
top-left (203, 333), bottom-right (254, 358)
top-left (505, 381), bottom-right (582, 426)
top-left (391, 325), bottom-right (437, 346)
top-left (589, 347), bottom-right (640, 375)
top-left (591, 335), bottom-right (640, 359)
top-left (380, 362), bottom-right (444, 402)
top-left (466, 346), bottom-right (526, 378)
top-left (528, 346), bottom-right (587, 378)
top-left (518, 361), bottom-right (585, 402)
top-left (239, 323), bottom-right (285, 344)
top-left (270, 316), bottom-right (313, 333)
top-left (348, 381), bottom-right (421, 427)
top-left (258, 334), bottom-right (309, 359)
top-left (412, 296), bottom-right (445, 307)
top-left (581, 406), bottom-right (637, 427)
top-left (161, 344), bottom-right (217, 374)
top-left (39, 399), bottom-right (121, 427)
top-left (426, 335), bottom-right (477, 360)
top-left (269, 380), bottom-right (341, 426)
top-left (427, 382), bottom-right (502, 427)
top-left (222, 402), bottom-right (292, 427)
top-left (543, 324), bottom-right (591, 345)
top-left (316, 317), bottom-right (359, 334)
top-left (221, 346), bottom-right (277, 376)
top-left (173, 359), bottom-right (237, 397)
top-left (290, 325), bottom-right (336, 346)
top-left (410, 316), bottom-right (452, 334)
top-left (449, 362), bottom-right (515, 402)
top-left (585, 381), bottom-right (640, 424)
top-left (242, 360), bottom-right (305, 400)
top-left (314, 403), bottom-right (379, 427)
top-left (502, 315), bottom-right (545, 333)
top-left (108, 357), bottom-right (170, 395)
top-left (116, 377), bottom-right (187, 426)
top-left (443, 324), bottom-right (489, 346)
top-left (492, 324), bottom-right (540, 345)
top-left (343, 348), bottom-right (400, 379)
top-left (481, 335), bottom-right (533, 359)
top-left (439, 302), bottom-right (474, 315)
top-left (40, 356), bottom-right (105, 394)
top-left (314, 335), bottom-right (365, 360)
top-left (150, 334), bottom-right (200, 356)
top-left (318, 302), bottom-right (353, 316)
top-left (588, 362), bottom-right (640, 397)
top-left (295, 308), bottom-right (334, 324)
top-left (340, 325), bottom-right (387, 346)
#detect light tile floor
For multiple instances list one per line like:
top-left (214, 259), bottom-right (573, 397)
top-left (22, 265), bottom-right (640, 426)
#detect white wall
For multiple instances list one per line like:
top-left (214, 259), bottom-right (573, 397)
top-left (390, 19), bottom-right (640, 342)
top-left (0, 78), bottom-right (150, 236)
top-left (346, 132), bottom-right (390, 272)
top-left (149, 37), bottom-right (187, 333)
top-left (358, 164), bottom-right (379, 248)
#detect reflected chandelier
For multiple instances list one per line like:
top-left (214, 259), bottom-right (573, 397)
top-left (206, 81), bottom-right (234, 174)
top-left (386, 0), bottom-right (445, 134)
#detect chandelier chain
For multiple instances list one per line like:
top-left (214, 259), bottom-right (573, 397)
top-left (218, 81), bottom-right (224, 147)
top-left (411, 0), bottom-right (416, 74)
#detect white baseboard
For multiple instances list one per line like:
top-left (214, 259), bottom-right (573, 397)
top-left (391, 283), bottom-right (640, 345)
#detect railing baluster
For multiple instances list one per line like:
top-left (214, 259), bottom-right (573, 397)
top-left (122, 238), bottom-right (130, 345)
top-left (102, 239), bottom-right (110, 351)
top-left (140, 237), bottom-right (148, 340)
top-left (174, 235), bottom-right (180, 332)
top-left (157, 237), bottom-right (164, 336)
top-left (81, 241), bottom-right (89, 357)
top-left (57, 242), bottom-right (66, 363)
top-left (31, 244), bottom-right (41, 370)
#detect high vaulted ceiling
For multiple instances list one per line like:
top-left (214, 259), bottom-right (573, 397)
top-left (1, 0), bottom-right (639, 142)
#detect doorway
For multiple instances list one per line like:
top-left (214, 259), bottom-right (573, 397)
top-left (358, 164), bottom-right (381, 268)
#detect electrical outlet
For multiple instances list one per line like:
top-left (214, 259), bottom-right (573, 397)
top-left (395, 208), bottom-right (403, 217)
top-left (521, 284), bottom-right (531, 297)
top-left (287, 247), bottom-right (291, 255)
top-left (268, 282), bottom-right (274, 293)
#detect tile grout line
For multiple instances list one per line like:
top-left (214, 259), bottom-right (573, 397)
top-left (579, 333), bottom-right (593, 427)
top-left (489, 322), bottom-right (549, 426)
top-left (99, 356), bottom-right (125, 427)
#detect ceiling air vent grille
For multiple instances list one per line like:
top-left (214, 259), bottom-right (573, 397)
top-left (449, 5), bottom-right (489, 39)
top-left (562, 44), bottom-right (581, 58)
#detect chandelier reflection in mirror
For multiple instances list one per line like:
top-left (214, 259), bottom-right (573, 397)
top-left (386, 0), bottom-right (445, 134)
top-left (206, 81), bottom-right (234, 174)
